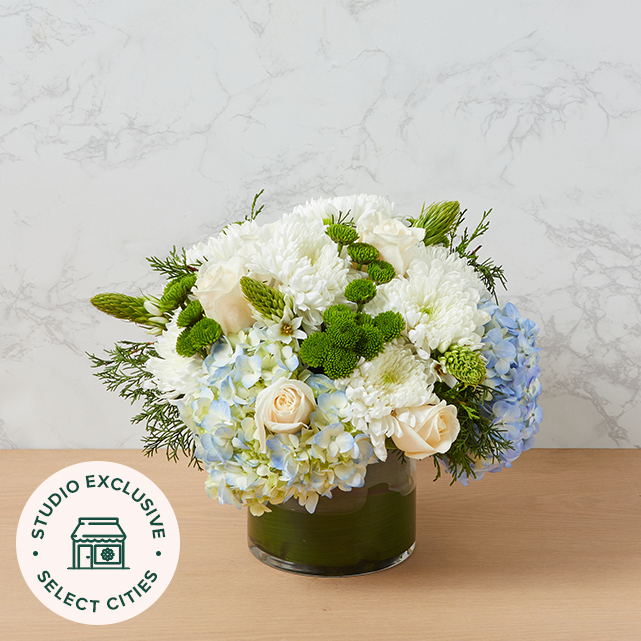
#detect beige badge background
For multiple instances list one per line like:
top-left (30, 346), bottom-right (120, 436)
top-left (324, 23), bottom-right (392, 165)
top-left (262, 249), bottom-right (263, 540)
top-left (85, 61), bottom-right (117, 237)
top-left (16, 461), bottom-right (180, 625)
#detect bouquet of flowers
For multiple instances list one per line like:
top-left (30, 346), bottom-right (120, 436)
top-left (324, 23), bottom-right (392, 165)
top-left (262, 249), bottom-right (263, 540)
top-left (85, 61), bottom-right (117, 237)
top-left (90, 194), bottom-right (542, 518)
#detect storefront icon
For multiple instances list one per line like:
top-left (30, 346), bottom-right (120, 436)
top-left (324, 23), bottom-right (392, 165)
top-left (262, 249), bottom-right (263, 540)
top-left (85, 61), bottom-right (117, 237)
top-left (70, 517), bottom-right (128, 570)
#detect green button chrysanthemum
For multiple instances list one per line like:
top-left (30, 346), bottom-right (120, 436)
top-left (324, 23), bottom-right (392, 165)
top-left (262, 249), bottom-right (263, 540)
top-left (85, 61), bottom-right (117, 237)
top-left (323, 346), bottom-right (359, 379)
top-left (344, 279), bottom-right (377, 306)
top-left (441, 345), bottom-right (486, 386)
top-left (354, 325), bottom-right (385, 360)
top-left (322, 304), bottom-right (355, 327)
top-left (299, 332), bottom-right (330, 368)
top-left (177, 299), bottom-right (204, 328)
top-left (374, 310), bottom-right (404, 341)
top-left (326, 223), bottom-right (359, 245)
top-left (160, 274), bottom-right (197, 312)
top-left (348, 242), bottom-right (379, 266)
top-left (326, 320), bottom-right (364, 350)
top-left (367, 260), bottom-right (395, 284)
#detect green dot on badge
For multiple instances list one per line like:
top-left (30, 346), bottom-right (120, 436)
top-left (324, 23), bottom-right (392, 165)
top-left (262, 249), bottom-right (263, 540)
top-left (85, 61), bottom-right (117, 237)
top-left (33, 551), bottom-right (38, 556)
top-left (156, 551), bottom-right (161, 556)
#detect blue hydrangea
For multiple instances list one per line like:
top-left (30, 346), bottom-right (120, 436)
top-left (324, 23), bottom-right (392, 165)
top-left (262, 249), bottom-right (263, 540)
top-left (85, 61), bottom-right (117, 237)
top-left (454, 300), bottom-right (542, 485)
top-left (184, 328), bottom-right (375, 516)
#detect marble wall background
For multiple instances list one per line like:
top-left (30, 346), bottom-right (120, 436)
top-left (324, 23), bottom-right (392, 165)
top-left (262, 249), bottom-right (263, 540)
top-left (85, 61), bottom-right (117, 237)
top-left (1, 0), bottom-right (640, 450)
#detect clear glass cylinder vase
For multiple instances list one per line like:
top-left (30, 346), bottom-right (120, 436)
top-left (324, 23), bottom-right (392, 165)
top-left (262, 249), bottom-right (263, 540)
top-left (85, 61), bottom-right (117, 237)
top-left (247, 454), bottom-right (416, 576)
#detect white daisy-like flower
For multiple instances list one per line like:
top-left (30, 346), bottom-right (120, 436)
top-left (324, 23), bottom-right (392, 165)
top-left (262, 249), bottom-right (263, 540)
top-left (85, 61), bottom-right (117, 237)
top-left (247, 215), bottom-right (350, 331)
top-left (367, 244), bottom-right (489, 355)
top-left (186, 219), bottom-right (260, 265)
top-left (145, 315), bottom-right (203, 401)
top-left (339, 342), bottom-right (438, 459)
top-left (291, 194), bottom-right (396, 226)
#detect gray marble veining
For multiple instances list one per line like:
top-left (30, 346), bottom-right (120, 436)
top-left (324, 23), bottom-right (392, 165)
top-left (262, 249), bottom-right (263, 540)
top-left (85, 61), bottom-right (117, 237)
top-left (1, 1), bottom-right (640, 450)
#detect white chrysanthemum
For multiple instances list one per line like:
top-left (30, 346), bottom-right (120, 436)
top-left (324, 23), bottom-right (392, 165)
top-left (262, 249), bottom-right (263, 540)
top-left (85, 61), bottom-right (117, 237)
top-left (367, 244), bottom-right (490, 355)
top-left (340, 342), bottom-right (438, 459)
top-left (291, 194), bottom-right (396, 225)
top-left (247, 215), bottom-right (350, 331)
top-left (145, 316), bottom-right (203, 401)
top-left (185, 220), bottom-right (260, 265)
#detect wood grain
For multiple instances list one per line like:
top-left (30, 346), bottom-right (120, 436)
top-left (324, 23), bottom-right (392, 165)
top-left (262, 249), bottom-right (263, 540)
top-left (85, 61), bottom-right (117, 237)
top-left (1, 449), bottom-right (640, 641)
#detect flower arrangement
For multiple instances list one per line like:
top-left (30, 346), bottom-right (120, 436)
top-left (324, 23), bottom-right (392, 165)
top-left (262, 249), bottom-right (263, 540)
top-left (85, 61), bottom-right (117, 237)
top-left (90, 193), bottom-right (541, 517)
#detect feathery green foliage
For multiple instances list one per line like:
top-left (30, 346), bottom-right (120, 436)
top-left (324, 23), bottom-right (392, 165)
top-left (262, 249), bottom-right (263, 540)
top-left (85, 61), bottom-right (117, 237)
top-left (87, 341), bottom-right (201, 469)
top-left (450, 209), bottom-right (507, 301)
top-left (432, 382), bottom-right (511, 484)
top-left (147, 246), bottom-right (197, 280)
top-left (222, 190), bottom-right (266, 233)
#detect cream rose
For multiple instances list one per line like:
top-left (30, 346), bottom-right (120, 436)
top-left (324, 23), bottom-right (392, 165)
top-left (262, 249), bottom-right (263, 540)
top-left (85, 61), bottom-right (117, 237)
top-left (254, 379), bottom-right (316, 451)
top-left (194, 256), bottom-right (254, 335)
top-left (358, 212), bottom-right (425, 276)
top-left (391, 400), bottom-right (460, 459)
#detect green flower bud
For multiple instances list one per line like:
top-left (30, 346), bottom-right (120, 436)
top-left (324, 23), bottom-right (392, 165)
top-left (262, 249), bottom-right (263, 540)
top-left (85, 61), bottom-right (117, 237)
top-left (326, 320), bottom-right (364, 350)
top-left (299, 332), bottom-right (330, 368)
top-left (347, 242), bottom-right (379, 266)
top-left (240, 277), bottom-right (286, 322)
top-left (355, 325), bottom-right (385, 361)
top-left (177, 300), bottom-right (204, 328)
top-left (409, 201), bottom-right (460, 246)
top-left (367, 260), bottom-right (395, 284)
top-left (374, 311), bottom-right (404, 341)
top-left (323, 346), bottom-right (359, 380)
top-left (326, 223), bottom-right (359, 245)
top-left (441, 345), bottom-right (486, 386)
top-left (344, 278), bottom-right (377, 307)
top-left (322, 304), bottom-right (355, 327)
top-left (91, 293), bottom-right (149, 324)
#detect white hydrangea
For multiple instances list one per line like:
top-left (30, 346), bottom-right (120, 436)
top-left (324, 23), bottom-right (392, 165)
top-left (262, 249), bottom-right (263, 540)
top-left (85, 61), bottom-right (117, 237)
top-left (247, 215), bottom-right (350, 331)
top-left (340, 342), bottom-right (438, 460)
top-left (145, 315), bottom-right (203, 401)
top-left (367, 244), bottom-right (490, 355)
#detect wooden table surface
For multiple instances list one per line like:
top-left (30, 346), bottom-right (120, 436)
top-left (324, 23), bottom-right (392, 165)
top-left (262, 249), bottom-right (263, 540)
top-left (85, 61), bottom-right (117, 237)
top-left (1, 449), bottom-right (640, 641)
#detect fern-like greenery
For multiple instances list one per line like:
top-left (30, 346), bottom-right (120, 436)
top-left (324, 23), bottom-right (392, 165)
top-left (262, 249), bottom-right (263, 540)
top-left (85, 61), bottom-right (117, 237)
top-left (448, 209), bottom-right (507, 301)
top-left (87, 341), bottom-right (201, 469)
top-left (146, 246), bottom-right (197, 281)
top-left (432, 381), bottom-right (512, 484)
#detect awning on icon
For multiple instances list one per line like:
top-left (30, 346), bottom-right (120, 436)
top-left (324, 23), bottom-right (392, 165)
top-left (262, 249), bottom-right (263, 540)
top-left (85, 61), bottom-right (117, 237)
top-left (71, 518), bottom-right (127, 569)
top-left (72, 517), bottom-right (126, 544)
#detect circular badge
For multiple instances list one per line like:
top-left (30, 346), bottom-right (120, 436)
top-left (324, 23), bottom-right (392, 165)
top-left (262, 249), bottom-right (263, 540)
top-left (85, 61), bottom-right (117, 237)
top-left (16, 461), bottom-right (180, 625)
